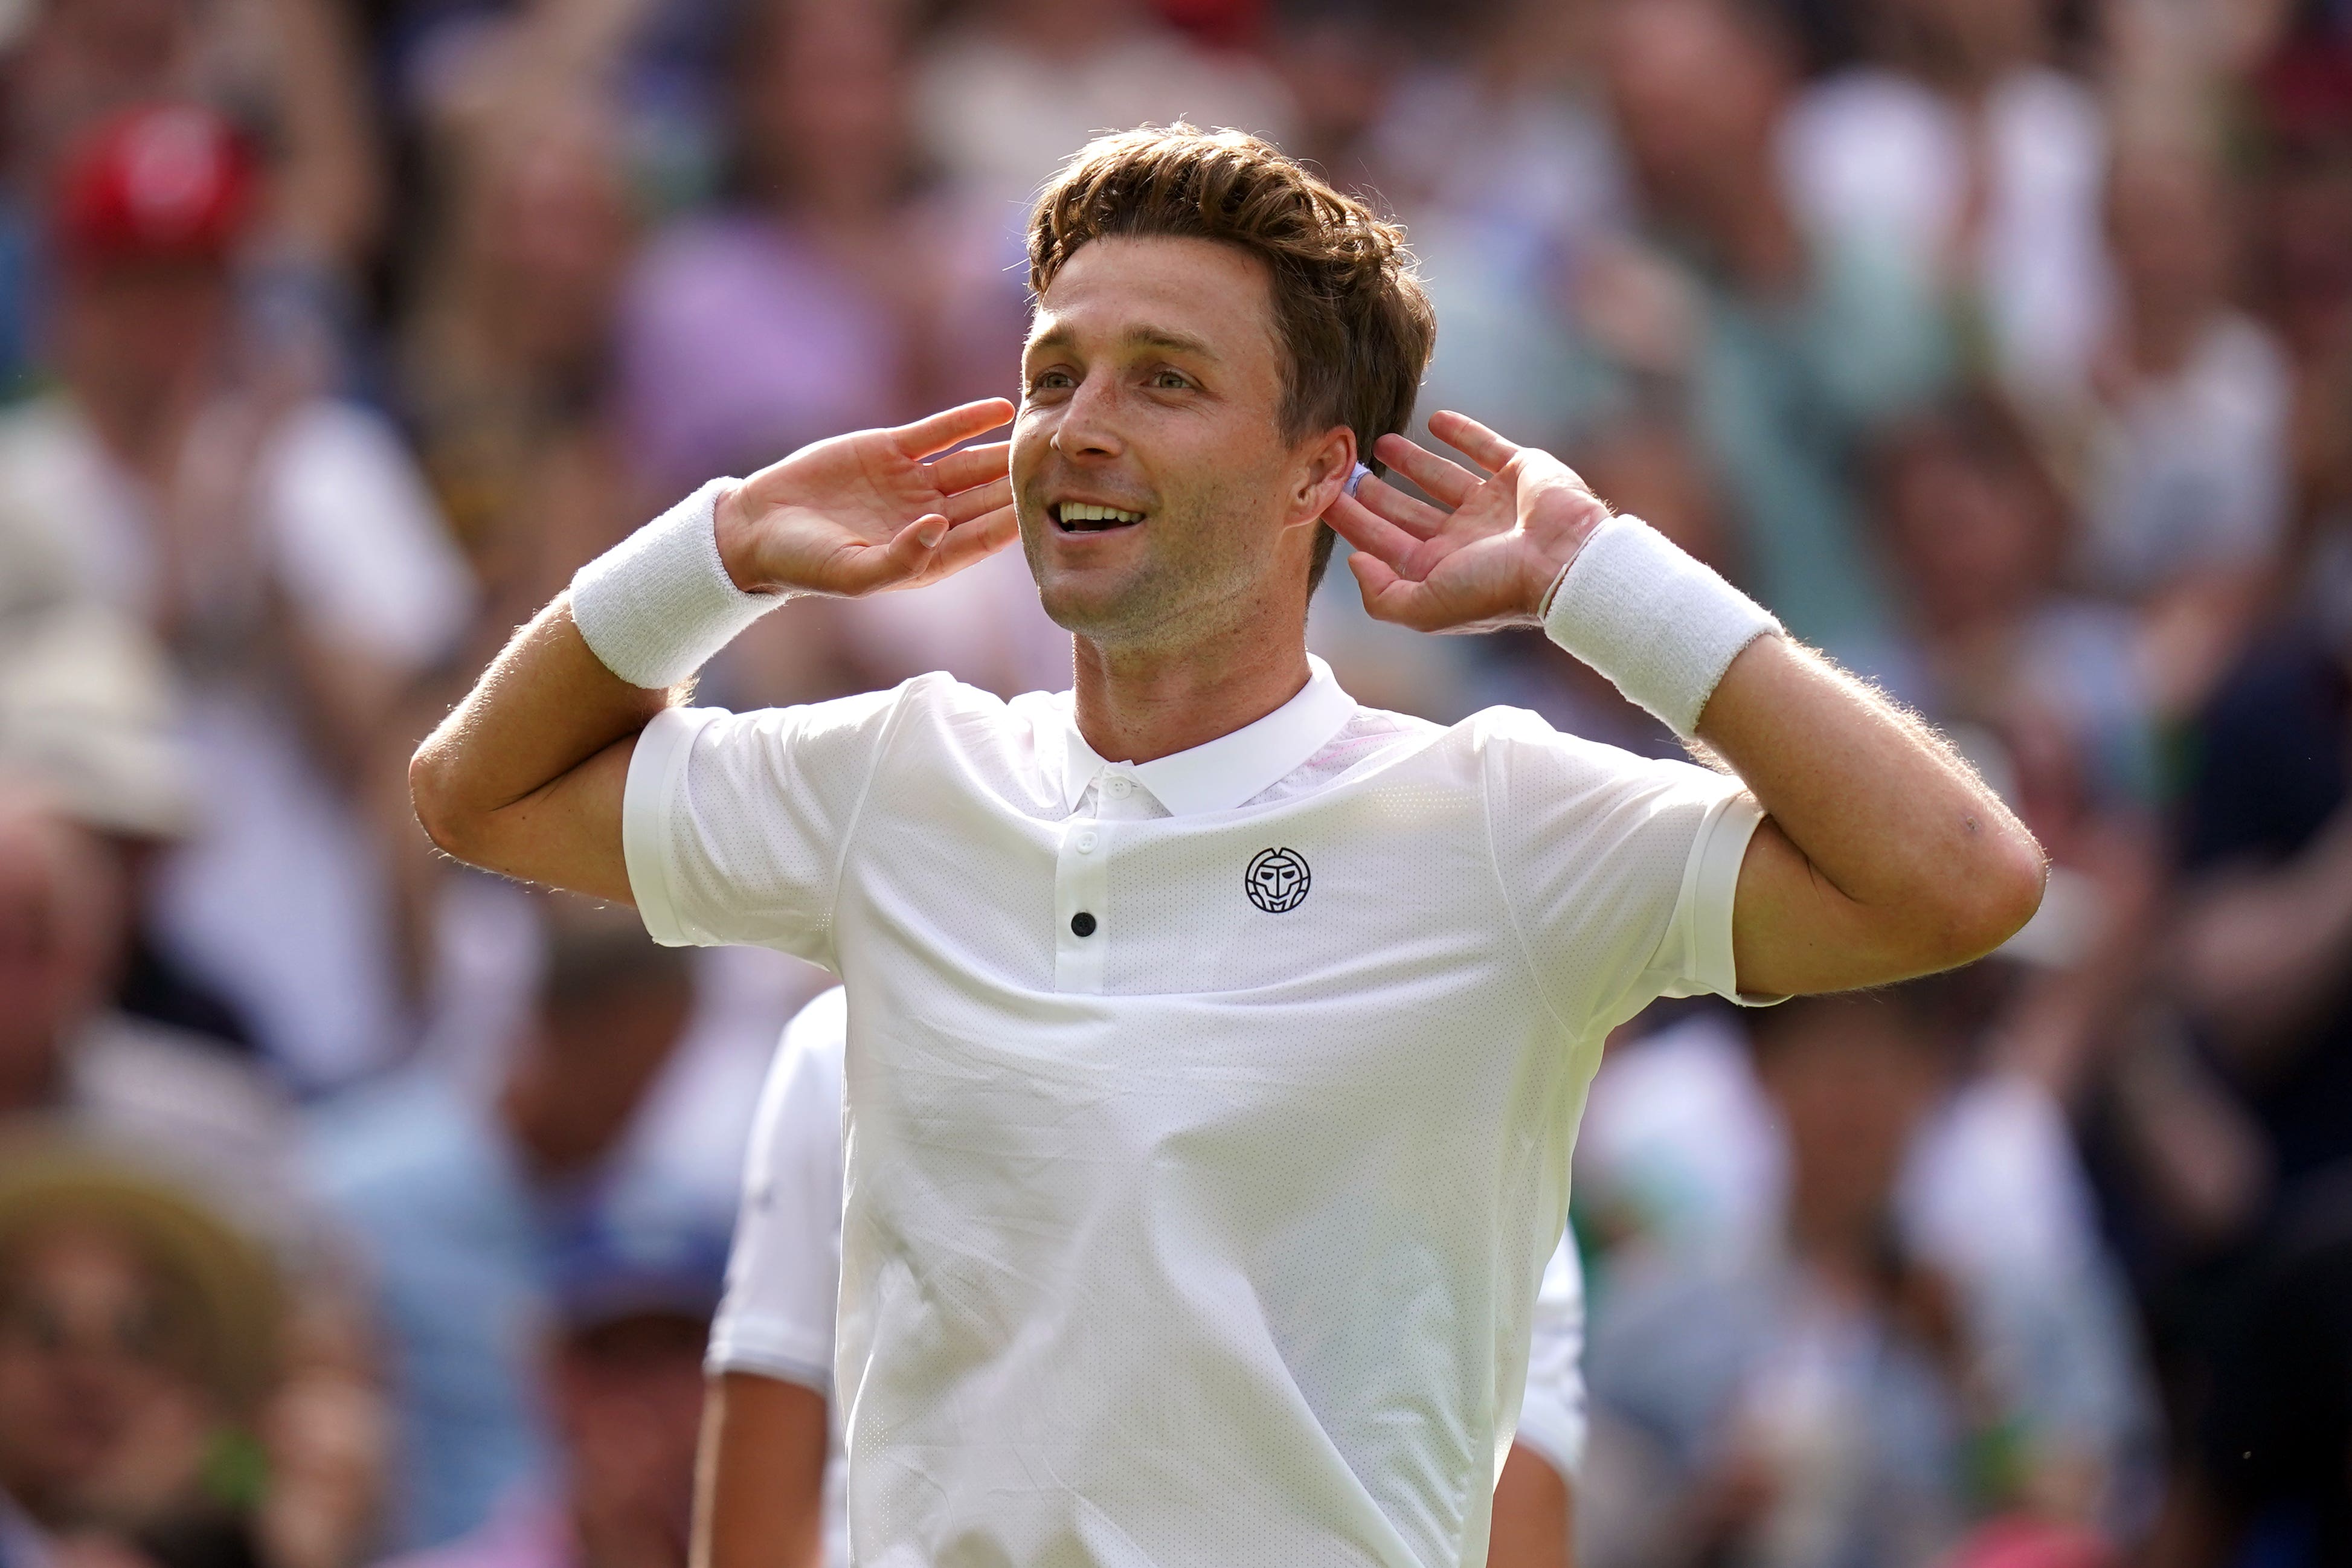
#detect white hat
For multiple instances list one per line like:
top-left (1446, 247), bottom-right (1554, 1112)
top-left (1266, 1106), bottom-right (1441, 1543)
top-left (0, 603), bottom-right (195, 839)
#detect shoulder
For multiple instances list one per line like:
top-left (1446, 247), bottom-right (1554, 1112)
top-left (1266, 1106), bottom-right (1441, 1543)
top-left (2197, 312), bottom-right (2293, 397)
top-left (1791, 65), bottom-right (1940, 137)
top-left (690, 672), bottom-right (1014, 750)
top-left (72, 1016), bottom-right (289, 1136)
top-left (1994, 64), bottom-right (2105, 144)
top-left (0, 396), bottom-right (82, 463)
top-left (265, 399), bottom-right (431, 492)
top-left (1456, 703), bottom-right (1726, 790)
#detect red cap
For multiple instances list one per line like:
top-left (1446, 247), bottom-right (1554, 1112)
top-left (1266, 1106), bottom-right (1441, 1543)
top-left (53, 104), bottom-right (255, 268)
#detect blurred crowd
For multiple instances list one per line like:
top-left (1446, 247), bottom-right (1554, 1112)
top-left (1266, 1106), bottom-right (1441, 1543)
top-left (0, 0), bottom-right (2348, 1566)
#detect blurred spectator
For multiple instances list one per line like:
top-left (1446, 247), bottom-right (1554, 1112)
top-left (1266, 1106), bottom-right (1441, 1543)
top-left (0, 104), bottom-right (473, 1088)
top-left (0, 786), bottom-right (310, 1252)
top-left (1781, 0), bottom-right (2113, 406)
top-left (615, 2), bottom-right (925, 502)
top-left (2160, 522), bottom-right (2352, 1563)
top-left (2080, 140), bottom-right (2293, 722)
top-left (615, 0), bottom-right (1061, 708)
top-left (0, 0), bottom-right (2319, 1558)
top-left (0, 0), bottom-right (386, 397)
top-left (1580, 0), bottom-right (1948, 679)
top-left (1581, 991), bottom-right (2141, 1568)
top-left (0, 1139), bottom-right (379, 1568)
top-left (2172, 572), bottom-right (2352, 1198)
top-left (372, 1210), bottom-right (724, 1568)
top-left (1874, 393), bottom-right (2159, 818)
top-left (399, 89), bottom-right (641, 622)
top-left (908, 0), bottom-right (1296, 212)
top-left (308, 902), bottom-right (729, 1551)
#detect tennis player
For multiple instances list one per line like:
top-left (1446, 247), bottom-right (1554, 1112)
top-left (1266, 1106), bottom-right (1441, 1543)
top-left (696, 986), bottom-right (1592, 1568)
top-left (410, 126), bottom-right (2043, 1566)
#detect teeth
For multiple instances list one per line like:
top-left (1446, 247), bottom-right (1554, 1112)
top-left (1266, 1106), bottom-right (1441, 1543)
top-left (1059, 503), bottom-right (1144, 525)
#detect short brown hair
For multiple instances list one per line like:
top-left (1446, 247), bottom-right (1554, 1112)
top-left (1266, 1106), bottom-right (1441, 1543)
top-left (1028, 126), bottom-right (1436, 594)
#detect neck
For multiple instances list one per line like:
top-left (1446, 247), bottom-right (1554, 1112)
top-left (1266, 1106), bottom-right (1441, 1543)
top-left (1070, 614), bottom-right (1313, 766)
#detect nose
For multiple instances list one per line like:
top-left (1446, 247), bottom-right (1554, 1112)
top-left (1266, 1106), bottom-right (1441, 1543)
top-left (1050, 371), bottom-right (1124, 463)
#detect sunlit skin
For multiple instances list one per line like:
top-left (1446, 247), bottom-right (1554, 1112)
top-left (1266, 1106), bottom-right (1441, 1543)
top-left (1012, 237), bottom-right (1353, 740)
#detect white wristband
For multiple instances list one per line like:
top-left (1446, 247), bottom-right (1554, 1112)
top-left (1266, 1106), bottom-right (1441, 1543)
top-left (569, 478), bottom-right (783, 689)
top-left (1540, 515), bottom-right (1779, 739)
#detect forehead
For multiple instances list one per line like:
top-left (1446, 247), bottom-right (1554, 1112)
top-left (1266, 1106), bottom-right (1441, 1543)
top-left (1028, 235), bottom-right (1278, 360)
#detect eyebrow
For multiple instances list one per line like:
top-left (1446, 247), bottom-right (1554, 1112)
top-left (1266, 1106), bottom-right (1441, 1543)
top-left (1024, 321), bottom-right (1223, 362)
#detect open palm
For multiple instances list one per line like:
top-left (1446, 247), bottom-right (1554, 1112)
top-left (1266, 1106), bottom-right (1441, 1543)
top-left (720, 398), bottom-right (1019, 597)
top-left (1325, 410), bottom-right (1612, 634)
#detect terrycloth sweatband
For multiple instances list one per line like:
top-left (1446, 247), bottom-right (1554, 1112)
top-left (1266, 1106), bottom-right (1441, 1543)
top-left (570, 478), bottom-right (782, 689)
top-left (1541, 515), bottom-right (1781, 739)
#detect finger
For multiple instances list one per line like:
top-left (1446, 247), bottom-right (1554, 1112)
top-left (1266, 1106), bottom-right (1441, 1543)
top-left (1348, 552), bottom-right (1446, 632)
top-left (1373, 432), bottom-right (1482, 507)
top-left (1426, 410), bottom-right (1521, 472)
top-left (839, 512), bottom-right (951, 593)
top-left (1324, 490), bottom-right (1425, 572)
top-left (1351, 471), bottom-right (1450, 539)
top-left (938, 473), bottom-right (1014, 527)
top-left (931, 503), bottom-right (1020, 575)
top-left (892, 398), bottom-right (1015, 460)
top-left (926, 440), bottom-right (1011, 495)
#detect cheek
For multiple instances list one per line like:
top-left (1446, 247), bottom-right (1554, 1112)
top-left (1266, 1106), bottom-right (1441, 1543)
top-left (1011, 411), bottom-right (1051, 480)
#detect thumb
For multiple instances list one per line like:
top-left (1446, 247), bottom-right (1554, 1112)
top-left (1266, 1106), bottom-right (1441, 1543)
top-left (841, 513), bottom-right (948, 593)
top-left (1348, 547), bottom-right (1401, 603)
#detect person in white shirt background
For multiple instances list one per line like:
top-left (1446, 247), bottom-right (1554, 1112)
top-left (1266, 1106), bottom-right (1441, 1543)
top-left (701, 986), bottom-right (1593, 1568)
top-left (410, 124), bottom-right (2043, 1567)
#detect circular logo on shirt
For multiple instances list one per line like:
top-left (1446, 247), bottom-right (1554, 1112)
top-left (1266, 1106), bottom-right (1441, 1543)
top-left (1244, 847), bottom-right (1312, 914)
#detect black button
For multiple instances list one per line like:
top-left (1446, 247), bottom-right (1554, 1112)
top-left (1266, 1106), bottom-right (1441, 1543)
top-left (1070, 911), bottom-right (1097, 938)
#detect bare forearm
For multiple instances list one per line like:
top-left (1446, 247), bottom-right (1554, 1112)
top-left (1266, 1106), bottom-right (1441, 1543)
top-left (1700, 635), bottom-right (2046, 993)
top-left (1490, 1444), bottom-right (1573, 1568)
top-left (408, 592), bottom-right (669, 899)
top-left (693, 1375), bottom-right (828, 1568)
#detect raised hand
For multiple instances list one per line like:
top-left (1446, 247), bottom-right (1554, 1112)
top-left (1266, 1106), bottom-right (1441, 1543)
top-left (1325, 410), bottom-right (1612, 634)
top-left (714, 398), bottom-right (1018, 597)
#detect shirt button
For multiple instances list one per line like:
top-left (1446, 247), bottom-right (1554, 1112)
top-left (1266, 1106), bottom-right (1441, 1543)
top-left (1106, 777), bottom-right (1133, 798)
top-left (1076, 831), bottom-right (1098, 853)
top-left (1070, 911), bottom-right (1097, 937)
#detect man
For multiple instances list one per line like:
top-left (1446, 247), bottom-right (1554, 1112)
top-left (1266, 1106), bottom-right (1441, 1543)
top-left (0, 1141), bottom-right (290, 1568)
top-left (693, 988), bottom-right (1591, 1568)
top-left (310, 902), bottom-right (706, 1550)
top-left (411, 127), bottom-right (2043, 1565)
top-left (0, 101), bottom-right (472, 1088)
top-left (373, 1209), bottom-right (730, 1568)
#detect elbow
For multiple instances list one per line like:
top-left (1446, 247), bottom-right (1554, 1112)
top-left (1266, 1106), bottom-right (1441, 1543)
top-left (1928, 827), bottom-right (2049, 968)
top-left (407, 739), bottom-right (483, 865)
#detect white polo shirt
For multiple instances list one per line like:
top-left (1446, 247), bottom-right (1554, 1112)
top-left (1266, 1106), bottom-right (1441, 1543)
top-left (708, 987), bottom-right (1596, 1568)
top-left (625, 657), bottom-right (1761, 1568)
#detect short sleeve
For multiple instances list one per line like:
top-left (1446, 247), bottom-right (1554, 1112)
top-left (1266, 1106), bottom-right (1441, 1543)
top-left (623, 685), bottom-right (910, 961)
top-left (1512, 1237), bottom-right (1588, 1480)
top-left (707, 988), bottom-right (847, 1389)
top-left (1482, 711), bottom-right (1766, 1034)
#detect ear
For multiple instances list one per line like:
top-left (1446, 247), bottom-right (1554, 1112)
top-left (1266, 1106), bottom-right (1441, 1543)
top-left (1284, 426), bottom-right (1359, 533)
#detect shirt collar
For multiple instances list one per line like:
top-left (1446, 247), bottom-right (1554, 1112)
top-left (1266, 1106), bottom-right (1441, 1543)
top-left (1053, 655), bottom-right (1359, 817)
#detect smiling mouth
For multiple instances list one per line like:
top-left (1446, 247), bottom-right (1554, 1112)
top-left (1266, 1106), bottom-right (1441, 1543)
top-left (1051, 501), bottom-right (1148, 533)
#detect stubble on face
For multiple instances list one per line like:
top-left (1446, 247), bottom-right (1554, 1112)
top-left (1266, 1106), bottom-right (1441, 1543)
top-left (1017, 455), bottom-right (1285, 648)
top-left (1012, 236), bottom-right (1310, 656)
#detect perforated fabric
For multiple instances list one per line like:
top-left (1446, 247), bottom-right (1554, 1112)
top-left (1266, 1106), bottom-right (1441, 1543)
top-left (708, 987), bottom-right (1596, 1568)
top-left (622, 658), bottom-right (1766, 1568)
